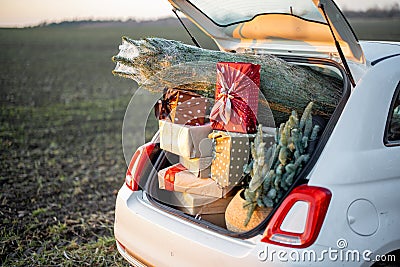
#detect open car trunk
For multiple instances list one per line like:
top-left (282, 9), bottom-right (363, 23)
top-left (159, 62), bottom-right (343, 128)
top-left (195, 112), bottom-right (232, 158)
top-left (142, 55), bottom-right (351, 237)
top-left (118, 0), bottom-right (363, 237)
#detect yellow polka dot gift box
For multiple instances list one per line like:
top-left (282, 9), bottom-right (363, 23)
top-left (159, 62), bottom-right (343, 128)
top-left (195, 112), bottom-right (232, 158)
top-left (208, 130), bottom-right (275, 188)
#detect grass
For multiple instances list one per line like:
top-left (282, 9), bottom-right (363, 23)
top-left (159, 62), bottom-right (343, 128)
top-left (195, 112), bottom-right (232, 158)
top-left (0, 18), bottom-right (399, 266)
top-left (349, 18), bottom-right (400, 41)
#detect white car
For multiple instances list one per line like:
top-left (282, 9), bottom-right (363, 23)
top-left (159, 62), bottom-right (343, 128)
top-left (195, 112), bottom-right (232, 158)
top-left (114, 0), bottom-right (400, 266)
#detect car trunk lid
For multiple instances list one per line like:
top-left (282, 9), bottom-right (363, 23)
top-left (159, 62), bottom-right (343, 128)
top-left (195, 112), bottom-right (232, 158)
top-left (167, 0), bottom-right (367, 84)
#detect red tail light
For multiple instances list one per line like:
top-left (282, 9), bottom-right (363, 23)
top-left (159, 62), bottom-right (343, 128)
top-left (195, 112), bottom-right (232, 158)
top-left (125, 143), bottom-right (156, 191)
top-left (261, 185), bottom-right (331, 248)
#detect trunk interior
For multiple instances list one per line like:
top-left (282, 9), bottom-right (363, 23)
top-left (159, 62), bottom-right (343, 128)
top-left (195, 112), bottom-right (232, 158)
top-left (143, 56), bottom-right (351, 238)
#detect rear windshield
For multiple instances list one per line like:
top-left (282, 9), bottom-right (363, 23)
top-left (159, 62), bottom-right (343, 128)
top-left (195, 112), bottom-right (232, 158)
top-left (188, 0), bottom-right (326, 26)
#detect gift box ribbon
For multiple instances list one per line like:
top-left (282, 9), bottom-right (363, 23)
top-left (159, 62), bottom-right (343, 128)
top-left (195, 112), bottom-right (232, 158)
top-left (164, 163), bottom-right (187, 191)
top-left (154, 87), bottom-right (176, 122)
top-left (210, 89), bottom-right (257, 128)
top-left (210, 75), bottom-right (249, 124)
top-left (208, 131), bottom-right (228, 160)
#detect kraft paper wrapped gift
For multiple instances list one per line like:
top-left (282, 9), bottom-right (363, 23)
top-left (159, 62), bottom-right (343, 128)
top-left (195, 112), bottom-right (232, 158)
top-left (169, 191), bottom-right (233, 215)
top-left (210, 62), bottom-right (260, 134)
top-left (209, 130), bottom-right (275, 188)
top-left (179, 156), bottom-right (212, 178)
top-left (158, 163), bottom-right (226, 198)
top-left (154, 88), bottom-right (212, 126)
top-left (159, 120), bottom-right (213, 158)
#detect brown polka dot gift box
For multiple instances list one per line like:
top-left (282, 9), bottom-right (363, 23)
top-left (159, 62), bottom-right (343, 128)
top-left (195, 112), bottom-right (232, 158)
top-left (208, 130), bottom-right (275, 188)
top-left (159, 119), bottom-right (213, 158)
top-left (158, 163), bottom-right (227, 198)
top-left (210, 62), bottom-right (260, 134)
top-left (154, 88), bottom-right (212, 126)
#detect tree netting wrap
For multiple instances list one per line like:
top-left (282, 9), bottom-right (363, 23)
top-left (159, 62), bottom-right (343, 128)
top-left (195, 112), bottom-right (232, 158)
top-left (112, 37), bottom-right (343, 124)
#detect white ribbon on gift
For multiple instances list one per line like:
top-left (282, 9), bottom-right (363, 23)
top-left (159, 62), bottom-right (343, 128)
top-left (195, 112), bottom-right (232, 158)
top-left (214, 69), bottom-right (239, 124)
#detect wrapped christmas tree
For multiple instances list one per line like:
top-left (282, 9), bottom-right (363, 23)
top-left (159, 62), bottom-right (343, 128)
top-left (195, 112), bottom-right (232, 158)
top-left (113, 37), bottom-right (343, 123)
top-left (243, 102), bottom-right (319, 226)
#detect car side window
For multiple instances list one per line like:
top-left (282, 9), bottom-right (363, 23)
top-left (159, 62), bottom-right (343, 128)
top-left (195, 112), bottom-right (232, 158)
top-left (385, 82), bottom-right (400, 144)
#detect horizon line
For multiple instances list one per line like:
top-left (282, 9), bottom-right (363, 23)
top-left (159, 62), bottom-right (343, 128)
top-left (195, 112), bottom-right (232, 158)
top-left (1, 7), bottom-right (399, 29)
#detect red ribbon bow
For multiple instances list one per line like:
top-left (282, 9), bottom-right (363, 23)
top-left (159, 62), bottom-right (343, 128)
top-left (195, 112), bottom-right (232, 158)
top-left (164, 164), bottom-right (187, 191)
top-left (211, 68), bottom-right (246, 124)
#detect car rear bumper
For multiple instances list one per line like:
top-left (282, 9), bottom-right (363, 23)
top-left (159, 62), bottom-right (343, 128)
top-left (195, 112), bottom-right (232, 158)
top-left (114, 184), bottom-right (355, 266)
top-left (115, 184), bottom-right (266, 266)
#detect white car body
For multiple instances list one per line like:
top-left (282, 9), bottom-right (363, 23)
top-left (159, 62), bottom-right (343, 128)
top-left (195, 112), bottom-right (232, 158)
top-left (114, 0), bottom-right (400, 266)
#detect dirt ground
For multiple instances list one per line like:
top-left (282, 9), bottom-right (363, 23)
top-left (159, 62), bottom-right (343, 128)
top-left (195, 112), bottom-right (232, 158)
top-left (0, 20), bottom-right (216, 265)
top-left (0, 26), bottom-right (136, 265)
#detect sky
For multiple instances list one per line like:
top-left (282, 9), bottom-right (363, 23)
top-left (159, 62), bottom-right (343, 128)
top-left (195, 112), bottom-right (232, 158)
top-left (0, 0), bottom-right (399, 27)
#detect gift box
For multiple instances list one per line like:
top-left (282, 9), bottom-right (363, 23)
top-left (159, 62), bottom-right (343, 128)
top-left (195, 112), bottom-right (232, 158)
top-left (159, 120), bottom-right (213, 158)
top-left (169, 191), bottom-right (233, 215)
top-left (210, 62), bottom-right (260, 134)
top-left (154, 88), bottom-right (212, 126)
top-left (209, 130), bottom-right (275, 188)
top-left (209, 131), bottom-right (252, 188)
top-left (158, 163), bottom-right (226, 198)
top-left (179, 156), bottom-right (212, 178)
top-left (209, 129), bottom-right (276, 188)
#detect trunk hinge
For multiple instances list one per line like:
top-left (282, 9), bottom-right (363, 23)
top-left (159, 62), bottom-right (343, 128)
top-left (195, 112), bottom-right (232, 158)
top-left (319, 3), bottom-right (356, 87)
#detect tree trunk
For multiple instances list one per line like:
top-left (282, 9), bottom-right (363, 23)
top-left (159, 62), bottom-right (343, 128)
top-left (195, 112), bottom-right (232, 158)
top-left (113, 37), bottom-right (343, 123)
